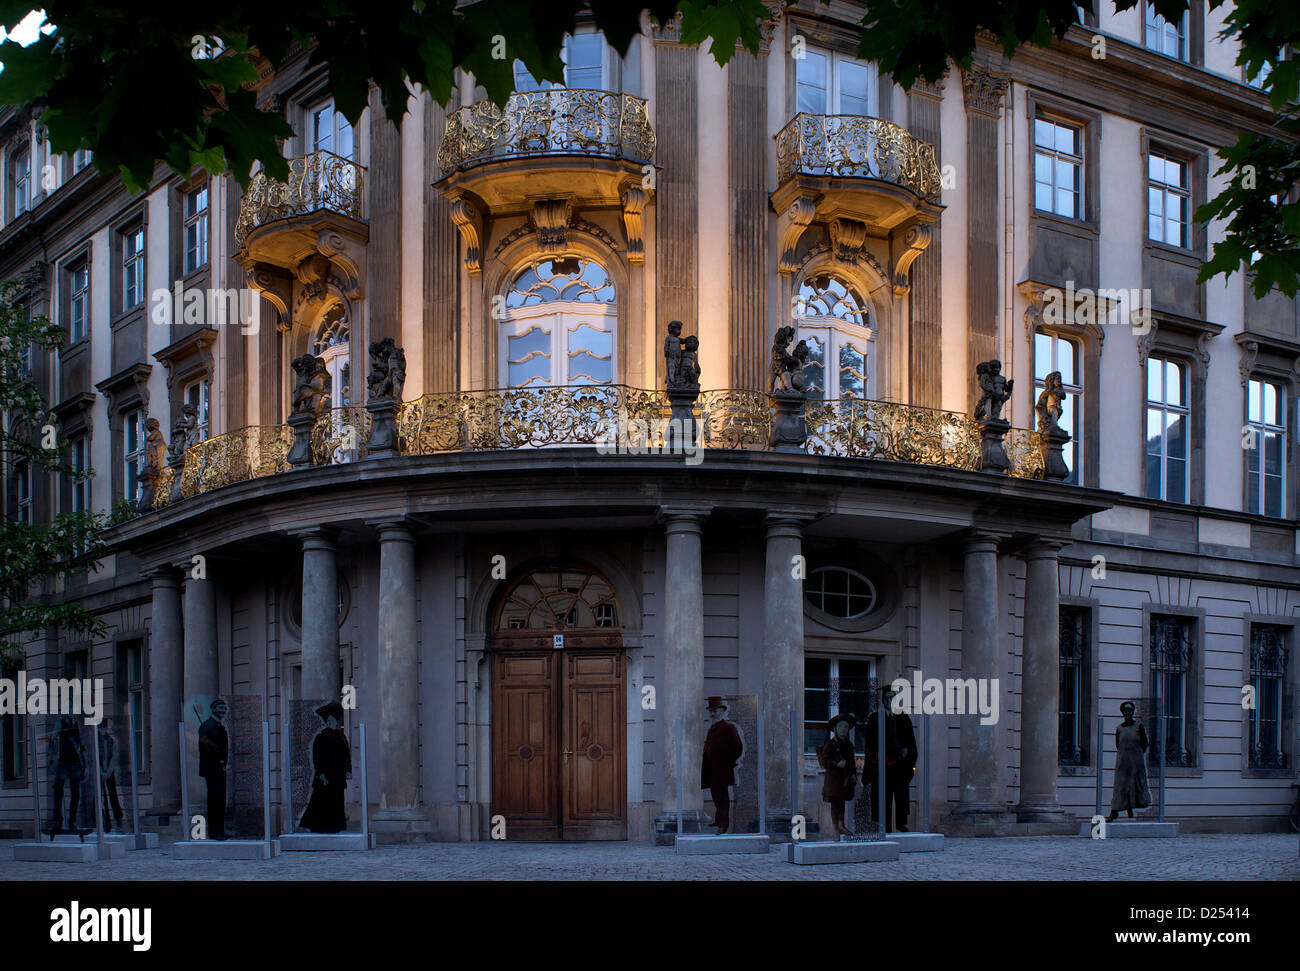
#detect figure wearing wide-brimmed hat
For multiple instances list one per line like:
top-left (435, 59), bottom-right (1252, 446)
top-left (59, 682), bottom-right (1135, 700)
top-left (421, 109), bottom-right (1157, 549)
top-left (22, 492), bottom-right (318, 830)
top-left (1107, 700), bottom-right (1151, 822)
top-left (818, 713), bottom-right (857, 837)
top-left (299, 700), bottom-right (352, 834)
top-left (701, 697), bottom-right (743, 834)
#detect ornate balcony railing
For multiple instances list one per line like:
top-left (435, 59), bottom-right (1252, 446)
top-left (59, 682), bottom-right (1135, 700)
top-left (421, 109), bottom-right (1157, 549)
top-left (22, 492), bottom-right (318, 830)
top-left (143, 388), bottom-right (1049, 514)
top-left (234, 150), bottom-right (366, 249)
top-left (437, 90), bottom-right (656, 173)
top-left (775, 113), bottom-right (943, 203)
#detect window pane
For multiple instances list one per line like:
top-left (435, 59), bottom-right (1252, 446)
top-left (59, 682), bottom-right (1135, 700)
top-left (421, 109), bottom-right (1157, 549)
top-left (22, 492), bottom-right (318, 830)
top-left (1034, 152), bottom-right (1052, 186)
top-left (1056, 187), bottom-right (1075, 218)
top-left (1035, 182), bottom-right (1054, 212)
top-left (796, 51), bottom-right (828, 114)
top-left (838, 61), bottom-right (872, 114)
top-left (1166, 457), bottom-right (1186, 502)
top-left (838, 342), bottom-right (865, 398)
top-left (1056, 123), bottom-right (1078, 155)
top-left (1034, 332), bottom-right (1052, 381)
top-left (1149, 154), bottom-right (1164, 182)
top-left (1167, 414), bottom-right (1186, 460)
top-left (1146, 449), bottom-right (1162, 498)
top-left (1265, 382), bottom-right (1280, 424)
top-left (1248, 379), bottom-right (1262, 423)
top-left (1147, 361), bottom-right (1162, 402)
top-left (1165, 360), bottom-right (1182, 406)
top-left (1057, 338), bottom-right (1076, 385)
top-left (1034, 118), bottom-right (1054, 148)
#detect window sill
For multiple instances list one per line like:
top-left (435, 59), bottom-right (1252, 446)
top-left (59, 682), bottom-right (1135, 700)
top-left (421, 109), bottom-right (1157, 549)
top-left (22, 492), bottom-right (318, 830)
top-left (111, 307), bottom-right (145, 330)
top-left (1030, 210), bottom-right (1099, 237)
top-left (1144, 239), bottom-right (1204, 266)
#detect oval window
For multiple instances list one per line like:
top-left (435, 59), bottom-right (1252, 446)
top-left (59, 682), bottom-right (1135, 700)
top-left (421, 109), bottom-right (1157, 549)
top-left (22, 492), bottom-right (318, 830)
top-left (804, 566), bottom-right (876, 619)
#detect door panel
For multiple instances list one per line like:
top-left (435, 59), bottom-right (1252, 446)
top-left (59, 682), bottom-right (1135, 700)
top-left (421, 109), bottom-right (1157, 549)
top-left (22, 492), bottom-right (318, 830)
top-left (562, 651), bottom-right (626, 839)
top-left (491, 652), bottom-right (559, 839)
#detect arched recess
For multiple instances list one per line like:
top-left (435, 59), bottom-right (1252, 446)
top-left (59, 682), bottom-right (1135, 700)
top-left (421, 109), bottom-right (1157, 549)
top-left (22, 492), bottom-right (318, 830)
top-left (284, 283), bottom-right (360, 418)
top-left (789, 244), bottom-right (899, 402)
top-left (479, 227), bottom-right (635, 391)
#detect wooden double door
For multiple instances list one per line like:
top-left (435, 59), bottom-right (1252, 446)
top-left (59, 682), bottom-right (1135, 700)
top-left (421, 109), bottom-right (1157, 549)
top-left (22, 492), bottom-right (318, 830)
top-left (490, 631), bottom-right (627, 840)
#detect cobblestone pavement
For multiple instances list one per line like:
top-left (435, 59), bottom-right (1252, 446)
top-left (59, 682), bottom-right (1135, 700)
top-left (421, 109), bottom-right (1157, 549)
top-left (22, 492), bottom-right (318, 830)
top-left (1, 833), bottom-right (1297, 880)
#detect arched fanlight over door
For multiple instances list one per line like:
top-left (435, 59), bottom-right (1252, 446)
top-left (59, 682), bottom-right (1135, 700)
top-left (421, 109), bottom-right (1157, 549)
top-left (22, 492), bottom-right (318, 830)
top-left (313, 306), bottom-right (351, 408)
top-left (795, 273), bottom-right (873, 401)
top-left (495, 566), bottom-right (620, 631)
top-left (499, 257), bottom-right (617, 388)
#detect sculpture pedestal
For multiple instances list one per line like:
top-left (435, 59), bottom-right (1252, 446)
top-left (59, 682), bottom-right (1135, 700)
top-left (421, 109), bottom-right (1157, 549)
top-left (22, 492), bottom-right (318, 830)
top-left (166, 458), bottom-right (185, 502)
top-left (665, 387), bottom-right (700, 453)
top-left (769, 391), bottom-right (807, 452)
top-left (1039, 424), bottom-right (1071, 481)
top-left (287, 411), bottom-right (315, 469)
top-left (978, 417), bottom-right (1010, 473)
top-left (365, 399), bottom-right (400, 459)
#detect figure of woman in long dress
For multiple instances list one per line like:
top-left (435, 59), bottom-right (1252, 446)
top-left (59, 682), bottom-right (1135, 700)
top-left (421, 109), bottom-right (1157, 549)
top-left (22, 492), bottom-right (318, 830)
top-left (1108, 700), bottom-right (1151, 822)
top-left (299, 701), bottom-right (352, 833)
top-left (818, 713), bottom-right (857, 837)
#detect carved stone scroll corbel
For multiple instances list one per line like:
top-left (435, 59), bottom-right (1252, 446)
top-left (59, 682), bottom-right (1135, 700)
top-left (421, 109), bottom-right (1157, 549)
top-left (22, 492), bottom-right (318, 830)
top-left (621, 184), bottom-right (649, 264)
top-left (890, 223), bottom-right (932, 296)
top-left (777, 195), bottom-right (816, 274)
top-left (450, 197), bottom-right (484, 274)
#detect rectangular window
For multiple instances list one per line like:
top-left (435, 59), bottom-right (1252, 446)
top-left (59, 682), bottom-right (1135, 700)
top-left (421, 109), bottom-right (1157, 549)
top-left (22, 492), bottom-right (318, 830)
top-left (1145, 356), bottom-right (1189, 503)
top-left (1033, 329), bottom-right (1082, 483)
top-left (804, 655), bottom-right (875, 754)
top-left (69, 435), bottom-right (88, 514)
top-left (309, 101), bottom-right (354, 161)
top-left (122, 226), bottom-right (145, 310)
top-left (1, 709), bottom-right (23, 782)
top-left (1150, 615), bottom-right (1196, 767)
top-left (183, 185), bottom-right (209, 274)
top-left (1245, 377), bottom-right (1285, 518)
top-left (69, 262), bottom-right (89, 342)
top-left (1033, 116), bottom-right (1083, 219)
top-left (1059, 606), bottom-right (1090, 766)
top-left (795, 48), bottom-right (877, 116)
top-left (514, 31), bottom-right (609, 92)
top-left (15, 461), bottom-right (33, 524)
top-left (123, 408), bottom-right (145, 504)
top-left (1248, 625), bottom-right (1288, 768)
top-left (1144, 2), bottom-right (1187, 60)
top-left (126, 641), bottom-right (147, 773)
top-left (10, 143), bottom-right (30, 217)
top-left (72, 148), bottom-right (93, 173)
top-left (1147, 152), bottom-right (1189, 247)
top-left (184, 379), bottom-right (211, 441)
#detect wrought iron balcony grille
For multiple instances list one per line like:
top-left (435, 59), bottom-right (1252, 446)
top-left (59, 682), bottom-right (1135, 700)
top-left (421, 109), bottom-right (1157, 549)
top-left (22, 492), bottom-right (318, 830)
top-left (1248, 624), bottom-right (1289, 768)
top-left (143, 387), bottom-right (1049, 511)
top-left (1150, 616), bottom-right (1196, 767)
top-left (436, 90), bottom-right (656, 173)
top-left (234, 150), bottom-right (366, 249)
top-left (775, 113), bottom-right (943, 203)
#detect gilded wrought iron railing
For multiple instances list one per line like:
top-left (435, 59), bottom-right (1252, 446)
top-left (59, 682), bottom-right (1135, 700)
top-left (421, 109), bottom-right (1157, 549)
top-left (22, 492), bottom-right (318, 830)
top-left (697, 389), bottom-right (773, 450)
top-left (310, 406), bottom-right (371, 466)
top-left (175, 425), bottom-right (294, 500)
top-left (1004, 428), bottom-right (1047, 480)
top-left (437, 90), bottom-right (656, 173)
top-left (804, 398), bottom-right (982, 470)
top-left (234, 150), bottom-right (366, 248)
top-left (775, 113), bottom-right (943, 202)
top-left (399, 384), bottom-right (668, 453)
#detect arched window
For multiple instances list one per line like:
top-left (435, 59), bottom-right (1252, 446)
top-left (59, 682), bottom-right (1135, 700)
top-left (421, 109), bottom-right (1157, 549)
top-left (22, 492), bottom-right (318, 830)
top-left (495, 566), bottom-right (619, 631)
top-left (314, 307), bottom-right (351, 409)
top-left (499, 257), bottom-right (616, 388)
top-left (795, 274), bottom-right (873, 401)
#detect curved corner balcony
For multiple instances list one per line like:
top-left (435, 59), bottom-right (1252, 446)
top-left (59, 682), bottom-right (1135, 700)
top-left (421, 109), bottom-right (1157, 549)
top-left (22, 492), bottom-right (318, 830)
top-left (434, 90), bottom-right (655, 214)
top-left (776, 113), bottom-right (943, 203)
top-left (145, 387), bottom-right (1045, 513)
top-left (234, 150), bottom-right (368, 265)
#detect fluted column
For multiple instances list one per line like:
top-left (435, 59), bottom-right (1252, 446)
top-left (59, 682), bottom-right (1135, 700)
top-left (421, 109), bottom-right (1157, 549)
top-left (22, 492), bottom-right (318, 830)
top-left (659, 505), bottom-right (710, 824)
top-left (1017, 540), bottom-right (1066, 819)
top-left (148, 567), bottom-right (184, 812)
top-left (299, 527), bottom-right (340, 704)
top-left (955, 532), bottom-right (1001, 813)
top-left (763, 513), bottom-right (808, 829)
top-left (376, 521), bottom-right (419, 810)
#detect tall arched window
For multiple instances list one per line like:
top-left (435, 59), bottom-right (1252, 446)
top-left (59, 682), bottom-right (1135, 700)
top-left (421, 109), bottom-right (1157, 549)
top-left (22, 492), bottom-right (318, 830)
top-left (499, 257), bottom-right (617, 388)
top-left (314, 307), bottom-right (351, 408)
top-left (795, 274), bottom-right (873, 401)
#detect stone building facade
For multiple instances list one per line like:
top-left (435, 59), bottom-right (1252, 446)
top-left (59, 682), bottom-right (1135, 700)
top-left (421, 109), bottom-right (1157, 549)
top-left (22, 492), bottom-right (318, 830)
top-left (0, 1), bottom-right (1296, 841)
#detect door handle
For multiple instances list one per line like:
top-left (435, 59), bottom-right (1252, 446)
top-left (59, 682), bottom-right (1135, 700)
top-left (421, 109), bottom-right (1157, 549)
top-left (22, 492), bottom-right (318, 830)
top-left (562, 748), bottom-right (573, 765)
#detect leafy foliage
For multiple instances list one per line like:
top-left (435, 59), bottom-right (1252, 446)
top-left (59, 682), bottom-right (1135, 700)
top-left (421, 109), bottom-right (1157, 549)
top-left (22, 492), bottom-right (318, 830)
top-left (0, 279), bottom-right (106, 664)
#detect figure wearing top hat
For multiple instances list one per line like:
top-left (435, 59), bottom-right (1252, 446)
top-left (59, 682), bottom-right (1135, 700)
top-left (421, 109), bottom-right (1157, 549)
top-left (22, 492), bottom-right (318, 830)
top-left (46, 715), bottom-right (87, 836)
top-left (299, 701), bottom-right (352, 833)
top-left (818, 713), bottom-right (857, 837)
top-left (1107, 701), bottom-right (1151, 822)
top-left (701, 697), bottom-right (743, 834)
top-left (865, 685), bottom-right (917, 832)
top-left (198, 699), bottom-right (230, 839)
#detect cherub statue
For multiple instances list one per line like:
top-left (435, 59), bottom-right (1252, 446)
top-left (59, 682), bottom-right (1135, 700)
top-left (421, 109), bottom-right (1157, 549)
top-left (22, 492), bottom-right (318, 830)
top-left (291, 354), bottom-right (331, 419)
top-left (664, 320), bottom-right (683, 388)
top-left (366, 338), bottom-right (406, 402)
top-left (974, 360), bottom-right (1014, 422)
top-left (771, 326), bottom-right (806, 394)
top-left (138, 418), bottom-right (167, 509)
top-left (790, 339), bottom-right (810, 393)
top-left (166, 404), bottom-right (199, 464)
top-left (675, 334), bottom-right (701, 390)
top-left (1035, 370), bottom-right (1066, 434)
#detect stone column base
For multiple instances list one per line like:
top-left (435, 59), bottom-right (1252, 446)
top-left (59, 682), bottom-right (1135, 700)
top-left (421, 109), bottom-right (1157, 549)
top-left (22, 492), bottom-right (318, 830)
top-left (652, 810), bottom-right (710, 845)
top-left (370, 807), bottom-right (435, 844)
top-left (1015, 803), bottom-right (1066, 824)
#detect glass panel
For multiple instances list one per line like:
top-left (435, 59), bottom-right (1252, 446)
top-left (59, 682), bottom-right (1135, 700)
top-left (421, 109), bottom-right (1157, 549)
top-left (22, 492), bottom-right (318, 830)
top-left (1035, 182), bottom-right (1054, 213)
top-left (1058, 338), bottom-right (1076, 385)
top-left (1148, 154), bottom-right (1164, 182)
top-left (796, 51), bottom-right (828, 114)
top-left (1056, 187), bottom-right (1075, 218)
top-left (1166, 457), bottom-right (1186, 503)
top-left (1034, 332), bottom-right (1052, 381)
top-left (1264, 431), bottom-right (1282, 476)
top-left (1167, 414), bottom-right (1186, 460)
top-left (506, 327), bottom-right (552, 387)
top-left (1056, 123), bottom-right (1078, 155)
top-left (1147, 361), bottom-right (1162, 402)
top-left (1146, 449), bottom-right (1162, 498)
top-left (838, 60), bottom-right (872, 115)
top-left (1248, 379), bottom-right (1262, 423)
top-left (838, 342), bottom-right (865, 398)
top-left (1165, 360), bottom-right (1182, 406)
top-left (1034, 118), bottom-right (1054, 148)
top-left (513, 60), bottom-right (542, 91)
top-left (1035, 152), bottom-right (1052, 185)
top-left (564, 33), bottom-right (604, 88)
top-left (567, 321), bottom-right (613, 384)
top-left (1265, 382), bottom-right (1280, 425)
top-left (802, 335), bottom-right (826, 399)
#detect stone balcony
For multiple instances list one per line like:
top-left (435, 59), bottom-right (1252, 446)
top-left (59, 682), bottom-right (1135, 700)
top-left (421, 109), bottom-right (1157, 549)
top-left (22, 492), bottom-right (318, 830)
top-left (143, 387), bottom-right (1045, 513)
top-left (434, 89), bottom-right (656, 270)
top-left (772, 113), bottom-right (944, 292)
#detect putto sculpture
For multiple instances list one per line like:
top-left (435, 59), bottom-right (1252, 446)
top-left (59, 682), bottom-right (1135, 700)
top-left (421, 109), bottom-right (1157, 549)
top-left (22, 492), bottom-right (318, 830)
top-left (366, 337), bottom-right (406, 403)
top-left (770, 325), bottom-right (810, 450)
top-left (166, 403), bottom-right (198, 465)
top-left (770, 325), bottom-right (808, 395)
top-left (1035, 371), bottom-right (1066, 434)
top-left (290, 354), bottom-right (331, 419)
top-left (138, 418), bottom-right (167, 511)
top-left (973, 359), bottom-right (1013, 422)
top-left (664, 319), bottom-right (683, 386)
top-left (1034, 370), bottom-right (1072, 481)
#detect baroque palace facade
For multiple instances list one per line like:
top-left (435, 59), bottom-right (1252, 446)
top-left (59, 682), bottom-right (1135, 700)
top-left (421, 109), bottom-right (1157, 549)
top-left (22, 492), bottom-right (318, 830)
top-left (0, 0), bottom-right (1296, 841)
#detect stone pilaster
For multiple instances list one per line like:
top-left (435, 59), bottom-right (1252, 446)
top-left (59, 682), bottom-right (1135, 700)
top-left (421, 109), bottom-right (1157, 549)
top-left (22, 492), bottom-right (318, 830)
top-left (182, 565), bottom-right (218, 703)
top-left (1017, 541), bottom-right (1066, 820)
top-left (147, 567), bottom-right (184, 813)
top-left (299, 527), bottom-right (341, 704)
top-left (374, 521), bottom-right (420, 818)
